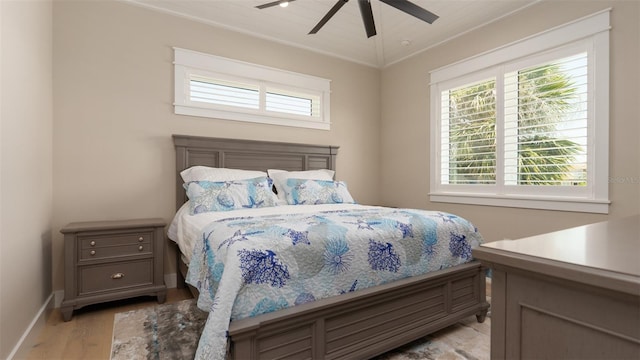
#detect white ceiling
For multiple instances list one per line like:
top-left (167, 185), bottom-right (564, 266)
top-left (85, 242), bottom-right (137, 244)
top-left (125, 0), bottom-right (538, 68)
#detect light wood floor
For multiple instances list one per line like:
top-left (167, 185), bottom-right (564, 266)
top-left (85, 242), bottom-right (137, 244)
top-left (21, 288), bottom-right (193, 360)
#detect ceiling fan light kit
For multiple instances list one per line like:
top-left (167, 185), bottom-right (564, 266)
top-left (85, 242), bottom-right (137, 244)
top-left (256, 0), bottom-right (439, 38)
top-left (255, 0), bottom-right (296, 10)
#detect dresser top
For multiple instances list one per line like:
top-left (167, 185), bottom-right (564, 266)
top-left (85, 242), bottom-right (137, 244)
top-left (474, 215), bottom-right (640, 295)
top-left (478, 215), bottom-right (639, 277)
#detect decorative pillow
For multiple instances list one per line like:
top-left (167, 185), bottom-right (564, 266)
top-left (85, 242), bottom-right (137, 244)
top-left (184, 176), bottom-right (278, 214)
top-left (180, 166), bottom-right (267, 183)
top-left (281, 178), bottom-right (355, 205)
top-left (267, 169), bottom-right (335, 201)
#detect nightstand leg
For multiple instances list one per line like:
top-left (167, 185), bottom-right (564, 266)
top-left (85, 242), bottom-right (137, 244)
top-left (61, 306), bottom-right (73, 322)
top-left (157, 291), bottom-right (167, 304)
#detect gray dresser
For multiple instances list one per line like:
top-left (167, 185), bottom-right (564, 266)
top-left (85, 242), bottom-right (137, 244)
top-left (61, 218), bottom-right (167, 321)
top-left (473, 215), bottom-right (640, 359)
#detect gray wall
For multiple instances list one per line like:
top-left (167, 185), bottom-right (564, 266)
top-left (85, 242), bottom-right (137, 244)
top-left (52, 0), bottom-right (382, 292)
top-left (0, 1), bottom-right (54, 358)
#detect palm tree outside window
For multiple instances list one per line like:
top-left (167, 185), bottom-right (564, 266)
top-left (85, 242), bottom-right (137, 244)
top-left (443, 54), bottom-right (587, 187)
top-left (429, 9), bottom-right (610, 213)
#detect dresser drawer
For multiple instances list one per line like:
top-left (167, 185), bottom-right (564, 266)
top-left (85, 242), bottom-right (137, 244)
top-left (78, 259), bottom-right (153, 295)
top-left (79, 232), bottom-right (152, 260)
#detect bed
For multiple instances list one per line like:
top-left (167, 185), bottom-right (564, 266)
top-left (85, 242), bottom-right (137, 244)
top-left (169, 134), bottom-right (489, 360)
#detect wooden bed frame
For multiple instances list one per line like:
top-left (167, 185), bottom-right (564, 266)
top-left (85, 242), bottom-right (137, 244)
top-left (173, 134), bottom-right (489, 359)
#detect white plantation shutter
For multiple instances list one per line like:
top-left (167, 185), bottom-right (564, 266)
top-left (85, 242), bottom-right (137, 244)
top-left (266, 92), bottom-right (311, 116)
top-left (503, 53), bottom-right (588, 186)
top-left (188, 77), bottom-right (321, 118)
top-left (429, 10), bottom-right (610, 213)
top-left (190, 77), bottom-right (259, 110)
top-left (441, 78), bottom-right (497, 185)
top-left (265, 86), bottom-right (321, 118)
top-left (174, 47), bottom-right (331, 130)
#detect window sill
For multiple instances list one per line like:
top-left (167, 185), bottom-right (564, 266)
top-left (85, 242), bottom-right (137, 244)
top-left (429, 192), bottom-right (610, 214)
top-left (175, 105), bottom-right (330, 131)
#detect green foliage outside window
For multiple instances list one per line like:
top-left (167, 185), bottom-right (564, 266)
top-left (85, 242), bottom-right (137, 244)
top-left (447, 62), bottom-right (585, 186)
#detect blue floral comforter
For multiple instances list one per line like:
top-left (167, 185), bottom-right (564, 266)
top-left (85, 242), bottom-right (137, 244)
top-left (185, 205), bottom-right (483, 359)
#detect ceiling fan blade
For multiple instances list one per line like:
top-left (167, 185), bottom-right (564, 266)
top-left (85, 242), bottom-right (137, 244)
top-left (358, 0), bottom-right (377, 38)
top-left (380, 0), bottom-right (439, 24)
top-left (256, 0), bottom-right (296, 10)
top-left (309, 0), bottom-right (349, 35)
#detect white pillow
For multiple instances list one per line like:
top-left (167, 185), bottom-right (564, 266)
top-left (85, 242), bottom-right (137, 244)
top-left (184, 176), bottom-right (279, 214)
top-left (180, 166), bottom-right (267, 183)
top-left (267, 169), bottom-right (335, 201)
top-left (280, 178), bottom-right (355, 205)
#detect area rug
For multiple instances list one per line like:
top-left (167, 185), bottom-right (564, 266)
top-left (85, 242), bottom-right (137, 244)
top-left (111, 299), bottom-right (207, 360)
top-left (111, 299), bottom-right (490, 360)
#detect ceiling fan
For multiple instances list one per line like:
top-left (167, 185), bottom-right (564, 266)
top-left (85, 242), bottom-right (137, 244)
top-left (255, 0), bottom-right (439, 38)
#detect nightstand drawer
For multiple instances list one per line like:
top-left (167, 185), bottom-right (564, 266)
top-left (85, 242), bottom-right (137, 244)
top-left (78, 259), bottom-right (153, 295)
top-left (79, 232), bottom-right (152, 260)
top-left (79, 232), bottom-right (151, 248)
top-left (79, 243), bottom-right (152, 261)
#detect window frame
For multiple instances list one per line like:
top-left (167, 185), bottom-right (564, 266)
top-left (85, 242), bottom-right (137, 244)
top-left (174, 47), bottom-right (331, 130)
top-left (429, 9), bottom-right (610, 213)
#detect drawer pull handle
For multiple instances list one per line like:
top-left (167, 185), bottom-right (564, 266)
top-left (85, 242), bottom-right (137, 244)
top-left (138, 236), bottom-right (144, 242)
top-left (111, 273), bottom-right (125, 279)
top-left (90, 241), bottom-right (96, 246)
top-left (138, 245), bottom-right (144, 251)
top-left (90, 250), bottom-right (96, 256)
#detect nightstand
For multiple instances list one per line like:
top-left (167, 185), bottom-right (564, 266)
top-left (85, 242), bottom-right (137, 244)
top-left (60, 218), bottom-right (167, 321)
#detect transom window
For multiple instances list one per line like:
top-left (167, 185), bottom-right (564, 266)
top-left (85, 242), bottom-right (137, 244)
top-left (174, 48), bottom-right (331, 130)
top-left (429, 10), bottom-right (610, 213)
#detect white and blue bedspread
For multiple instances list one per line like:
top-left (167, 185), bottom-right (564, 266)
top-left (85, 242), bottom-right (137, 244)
top-left (184, 204), bottom-right (483, 359)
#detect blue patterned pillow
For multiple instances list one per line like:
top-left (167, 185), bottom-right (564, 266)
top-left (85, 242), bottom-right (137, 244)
top-left (283, 178), bottom-right (356, 205)
top-left (184, 176), bottom-right (279, 214)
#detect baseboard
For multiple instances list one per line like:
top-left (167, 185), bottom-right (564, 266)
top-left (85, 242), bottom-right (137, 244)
top-left (11, 274), bottom-right (178, 359)
top-left (8, 292), bottom-right (55, 360)
top-left (165, 272), bottom-right (177, 289)
top-left (54, 289), bottom-right (64, 308)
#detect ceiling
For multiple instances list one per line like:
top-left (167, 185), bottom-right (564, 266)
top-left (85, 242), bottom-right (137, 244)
top-left (125, 0), bottom-right (538, 68)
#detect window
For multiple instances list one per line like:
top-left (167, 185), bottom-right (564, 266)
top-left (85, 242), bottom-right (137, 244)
top-left (174, 48), bottom-right (331, 130)
top-left (430, 10), bottom-right (610, 213)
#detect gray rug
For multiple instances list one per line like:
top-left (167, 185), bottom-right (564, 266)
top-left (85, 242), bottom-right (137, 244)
top-left (111, 299), bottom-right (207, 360)
top-left (111, 299), bottom-right (490, 360)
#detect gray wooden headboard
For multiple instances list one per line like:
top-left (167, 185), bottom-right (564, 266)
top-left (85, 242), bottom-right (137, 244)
top-left (173, 135), bottom-right (339, 210)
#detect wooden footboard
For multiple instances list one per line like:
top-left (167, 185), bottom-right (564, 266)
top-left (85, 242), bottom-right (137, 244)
top-left (227, 261), bottom-right (489, 359)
